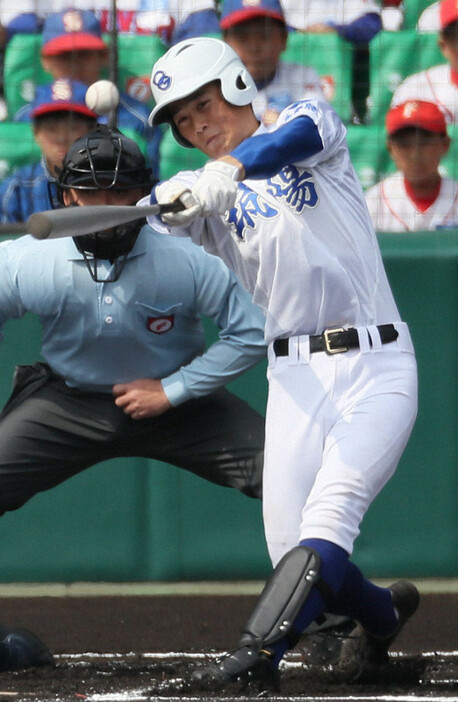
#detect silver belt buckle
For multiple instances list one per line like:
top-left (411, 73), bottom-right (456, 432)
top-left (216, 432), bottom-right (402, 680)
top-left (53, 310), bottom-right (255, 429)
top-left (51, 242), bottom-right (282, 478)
top-left (323, 327), bottom-right (347, 354)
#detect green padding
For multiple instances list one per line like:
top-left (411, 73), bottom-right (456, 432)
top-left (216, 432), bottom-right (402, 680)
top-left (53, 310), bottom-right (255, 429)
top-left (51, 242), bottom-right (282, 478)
top-left (116, 34), bottom-right (166, 107)
top-left (3, 35), bottom-right (49, 118)
top-left (353, 231), bottom-right (458, 577)
top-left (0, 234), bottom-right (457, 580)
top-left (159, 127), bottom-right (208, 180)
top-left (402, 0), bottom-right (437, 30)
top-left (282, 32), bottom-right (353, 122)
top-left (0, 123), bottom-right (41, 182)
top-left (345, 123), bottom-right (388, 190)
top-left (440, 124), bottom-right (458, 181)
top-left (368, 30), bottom-right (444, 125)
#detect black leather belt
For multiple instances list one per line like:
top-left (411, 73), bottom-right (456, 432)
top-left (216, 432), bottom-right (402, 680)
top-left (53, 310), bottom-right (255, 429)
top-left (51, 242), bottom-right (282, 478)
top-left (273, 324), bottom-right (398, 357)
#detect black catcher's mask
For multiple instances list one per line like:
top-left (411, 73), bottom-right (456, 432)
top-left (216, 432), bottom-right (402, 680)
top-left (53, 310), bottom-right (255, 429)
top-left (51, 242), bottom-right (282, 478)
top-left (56, 125), bottom-right (155, 282)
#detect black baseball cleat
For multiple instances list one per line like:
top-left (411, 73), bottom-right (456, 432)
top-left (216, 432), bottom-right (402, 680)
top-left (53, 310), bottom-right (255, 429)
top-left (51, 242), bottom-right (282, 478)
top-left (191, 645), bottom-right (279, 690)
top-left (363, 580), bottom-right (420, 663)
top-left (331, 580), bottom-right (420, 680)
top-left (0, 625), bottom-right (54, 671)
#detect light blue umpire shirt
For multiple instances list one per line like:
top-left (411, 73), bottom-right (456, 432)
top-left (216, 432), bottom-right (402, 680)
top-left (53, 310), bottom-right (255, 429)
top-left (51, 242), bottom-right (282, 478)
top-left (0, 223), bottom-right (266, 405)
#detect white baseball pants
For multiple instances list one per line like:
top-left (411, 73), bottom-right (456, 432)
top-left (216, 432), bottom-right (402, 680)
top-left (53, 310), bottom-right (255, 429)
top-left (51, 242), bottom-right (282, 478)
top-left (263, 323), bottom-right (418, 567)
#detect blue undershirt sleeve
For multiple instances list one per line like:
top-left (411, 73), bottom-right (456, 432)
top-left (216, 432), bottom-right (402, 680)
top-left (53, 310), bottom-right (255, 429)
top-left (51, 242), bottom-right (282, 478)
top-left (331, 13), bottom-right (382, 44)
top-left (230, 115), bottom-right (323, 180)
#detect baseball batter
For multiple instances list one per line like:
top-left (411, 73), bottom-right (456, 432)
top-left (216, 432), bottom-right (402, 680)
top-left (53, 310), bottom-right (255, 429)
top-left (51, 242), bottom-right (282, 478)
top-left (145, 37), bottom-right (420, 688)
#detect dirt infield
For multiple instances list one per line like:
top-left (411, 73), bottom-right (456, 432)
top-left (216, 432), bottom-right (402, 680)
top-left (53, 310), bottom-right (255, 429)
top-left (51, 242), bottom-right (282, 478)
top-left (0, 589), bottom-right (456, 701)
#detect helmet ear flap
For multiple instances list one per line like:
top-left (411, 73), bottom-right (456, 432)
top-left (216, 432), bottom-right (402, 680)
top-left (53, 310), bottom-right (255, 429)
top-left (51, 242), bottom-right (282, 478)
top-left (220, 65), bottom-right (258, 107)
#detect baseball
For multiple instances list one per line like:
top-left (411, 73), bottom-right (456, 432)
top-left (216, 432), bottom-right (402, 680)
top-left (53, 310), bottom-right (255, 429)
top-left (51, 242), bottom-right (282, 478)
top-left (85, 80), bottom-right (120, 115)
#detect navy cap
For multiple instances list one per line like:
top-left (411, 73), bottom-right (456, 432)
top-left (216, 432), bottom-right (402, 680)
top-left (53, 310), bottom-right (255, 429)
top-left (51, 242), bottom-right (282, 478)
top-left (42, 10), bottom-right (107, 56)
top-left (31, 79), bottom-right (98, 119)
top-left (220, 0), bottom-right (285, 29)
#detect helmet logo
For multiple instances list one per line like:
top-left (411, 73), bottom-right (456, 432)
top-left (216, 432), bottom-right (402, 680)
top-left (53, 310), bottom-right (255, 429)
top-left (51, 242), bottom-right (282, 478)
top-left (152, 70), bottom-right (172, 91)
top-left (147, 315), bottom-right (174, 334)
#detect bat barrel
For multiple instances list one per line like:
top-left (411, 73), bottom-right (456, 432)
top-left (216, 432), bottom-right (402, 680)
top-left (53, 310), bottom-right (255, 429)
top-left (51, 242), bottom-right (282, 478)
top-left (27, 213), bottom-right (52, 239)
top-left (25, 202), bottom-right (186, 240)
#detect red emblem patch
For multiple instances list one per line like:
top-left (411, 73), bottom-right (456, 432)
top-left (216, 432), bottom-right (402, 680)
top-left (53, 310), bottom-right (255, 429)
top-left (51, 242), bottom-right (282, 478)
top-left (147, 315), bottom-right (174, 334)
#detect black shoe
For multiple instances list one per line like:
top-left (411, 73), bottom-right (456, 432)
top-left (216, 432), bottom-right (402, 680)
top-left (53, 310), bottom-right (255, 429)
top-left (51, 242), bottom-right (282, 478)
top-left (0, 626), bottom-right (54, 671)
top-left (191, 645), bottom-right (278, 690)
top-left (332, 580), bottom-right (420, 680)
top-left (363, 580), bottom-right (420, 663)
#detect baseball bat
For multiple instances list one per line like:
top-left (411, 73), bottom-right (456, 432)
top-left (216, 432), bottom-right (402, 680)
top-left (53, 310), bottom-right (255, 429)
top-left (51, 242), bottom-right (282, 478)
top-left (27, 202), bottom-right (184, 240)
top-left (0, 222), bottom-right (31, 235)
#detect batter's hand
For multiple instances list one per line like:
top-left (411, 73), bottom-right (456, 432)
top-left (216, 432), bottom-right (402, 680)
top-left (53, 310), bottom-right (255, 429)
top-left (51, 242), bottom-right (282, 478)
top-left (112, 379), bottom-right (172, 419)
top-left (155, 181), bottom-right (201, 226)
top-left (191, 160), bottom-right (240, 216)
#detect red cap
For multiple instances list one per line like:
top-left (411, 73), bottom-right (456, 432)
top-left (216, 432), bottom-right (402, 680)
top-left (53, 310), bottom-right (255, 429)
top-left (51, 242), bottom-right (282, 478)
top-left (439, 0), bottom-right (458, 29)
top-left (386, 100), bottom-right (447, 136)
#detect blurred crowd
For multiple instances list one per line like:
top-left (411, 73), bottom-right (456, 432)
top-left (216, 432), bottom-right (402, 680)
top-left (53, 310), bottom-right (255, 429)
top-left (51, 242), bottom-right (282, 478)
top-left (0, 0), bottom-right (457, 232)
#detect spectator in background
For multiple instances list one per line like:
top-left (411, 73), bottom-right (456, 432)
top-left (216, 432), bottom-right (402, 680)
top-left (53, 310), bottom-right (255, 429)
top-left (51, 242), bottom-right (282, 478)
top-left (391, 0), bottom-right (458, 124)
top-left (13, 10), bottom-right (162, 177)
top-left (220, 0), bottom-right (324, 127)
top-left (365, 100), bottom-right (458, 231)
top-left (417, 2), bottom-right (441, 33)
top-left (280, 0), bottom-right (382, 44)
top-left (280, 0), bottom-right (383, 124)
top-left (30, 0), bottom-right (220, 45)
top-left (0, 79), bottom-right (97, 223)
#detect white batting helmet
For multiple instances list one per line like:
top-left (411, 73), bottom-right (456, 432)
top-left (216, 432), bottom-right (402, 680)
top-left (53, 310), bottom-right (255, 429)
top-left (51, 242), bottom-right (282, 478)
top-left (148, 37), bottom-right (257, 147)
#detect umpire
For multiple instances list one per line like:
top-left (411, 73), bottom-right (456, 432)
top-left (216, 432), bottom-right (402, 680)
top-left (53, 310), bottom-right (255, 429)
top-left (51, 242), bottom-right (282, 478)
top-left (0, 125), bottom-right (266, 667)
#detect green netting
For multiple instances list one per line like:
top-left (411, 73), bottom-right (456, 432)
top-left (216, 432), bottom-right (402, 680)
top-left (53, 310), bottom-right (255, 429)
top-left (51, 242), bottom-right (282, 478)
top-left (0, 122), bottom-right (41, 182)
top-left (3, 35), bottom-right (49, 118)
top-left (368, 30), bottom-right (444, 125)
top-left (282, 32), bottom-right (353, 123)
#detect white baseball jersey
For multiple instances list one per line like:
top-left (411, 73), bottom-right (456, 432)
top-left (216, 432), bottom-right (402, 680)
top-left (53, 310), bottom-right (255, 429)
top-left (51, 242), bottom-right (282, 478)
top-left (252, 62), bottom-right (325, 127)
top-left (281, 0), bottom-right (380, 30)
top-left (148, 100), bottom-right (400, 345)
top-left (391, 65), bottom-right (458, 124)
top-left (365, 172), bottom-right (458, 232)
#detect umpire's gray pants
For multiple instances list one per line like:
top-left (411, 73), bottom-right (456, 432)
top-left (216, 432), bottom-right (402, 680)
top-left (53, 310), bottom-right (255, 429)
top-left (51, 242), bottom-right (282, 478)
top-left (0, 364), bottom-right (264, 516)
